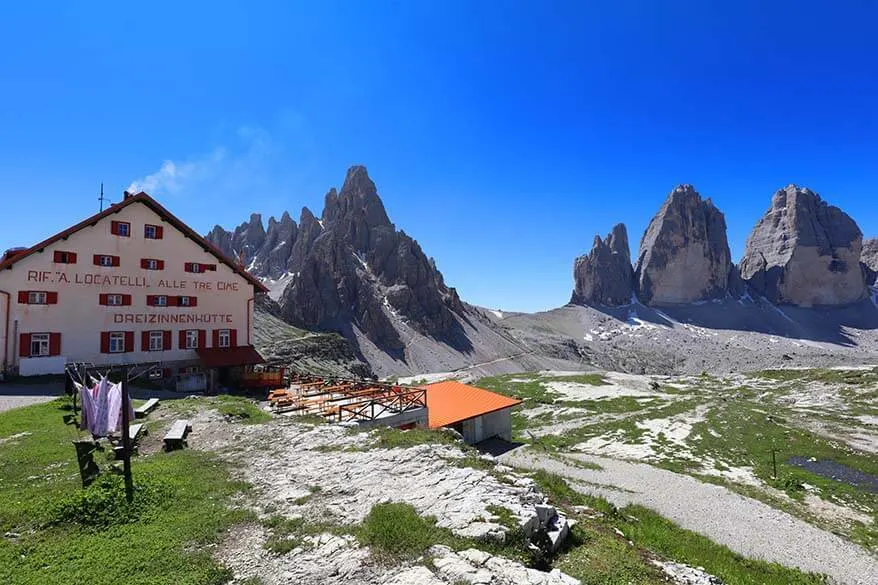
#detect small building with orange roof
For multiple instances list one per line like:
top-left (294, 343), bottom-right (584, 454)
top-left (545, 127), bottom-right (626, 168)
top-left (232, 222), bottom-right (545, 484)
top-left (423, 380), bottom-right (522, 444)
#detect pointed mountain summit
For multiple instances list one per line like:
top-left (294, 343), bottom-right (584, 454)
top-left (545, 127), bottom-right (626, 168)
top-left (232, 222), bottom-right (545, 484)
top-left (571, 223), bottom-right (633, 306)
top-left (207, 165), bottom-right (468, 355)
top-left (634, 185), bottom-right (732, 305)
top-left (739, 185), bottom-right (867, 306)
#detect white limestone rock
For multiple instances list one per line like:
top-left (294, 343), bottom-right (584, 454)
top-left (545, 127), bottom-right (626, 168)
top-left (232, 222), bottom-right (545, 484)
top-left (634, 185), bottom-right (732, 306)
top-left (740, 185), bottom-right (866, 306)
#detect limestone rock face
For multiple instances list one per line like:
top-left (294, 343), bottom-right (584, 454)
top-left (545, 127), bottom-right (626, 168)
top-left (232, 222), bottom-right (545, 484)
top-left (862, 238), bottom-right (878, 286)
top-left (252, 211), bottom-right (297, 279)
top-left (571, 223), bottom-right (633, 306)
top-left (739, 185), bottom-right (866, 306)
top-left (208, 165), bottom-right (466, 352)
top-left (634, 185), bottom-right (732, 305)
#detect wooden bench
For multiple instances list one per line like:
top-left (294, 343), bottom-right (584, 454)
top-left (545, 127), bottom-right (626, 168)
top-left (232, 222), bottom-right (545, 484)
top-left (163, 419), bottom-right (192, 451)
top-left (134, 398), bottom-right (160, 419)
top-left (113, 423), bottom-right (148, 459)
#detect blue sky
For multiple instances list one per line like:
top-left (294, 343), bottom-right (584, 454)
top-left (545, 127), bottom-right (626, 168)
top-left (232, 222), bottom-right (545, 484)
top-left (1, 1), bottom-right (875, 312)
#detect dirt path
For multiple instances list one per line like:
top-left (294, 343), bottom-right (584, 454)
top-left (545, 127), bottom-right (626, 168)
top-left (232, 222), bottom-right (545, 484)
top-left (502, 448), bottom-right (878, 585)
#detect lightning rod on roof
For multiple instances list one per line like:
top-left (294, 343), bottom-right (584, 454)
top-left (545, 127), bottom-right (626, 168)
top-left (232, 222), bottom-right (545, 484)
top-left (98, 182), bottom-right (110, 212)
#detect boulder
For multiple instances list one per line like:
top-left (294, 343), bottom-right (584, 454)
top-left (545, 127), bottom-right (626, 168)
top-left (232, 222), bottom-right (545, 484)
top-left (634, 185), bottom-right (732, 305)
top-left (739, 185), bottom-right (866, 306)
top-left (571, 223), bottom-right (634, 306)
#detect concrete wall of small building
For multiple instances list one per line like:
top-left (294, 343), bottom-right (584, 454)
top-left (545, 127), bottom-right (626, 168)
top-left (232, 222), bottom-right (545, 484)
top-left (354, 407), bottom-right (428, 430)
top-left (0, 200), bottom-right (256, 374)
top-left (459, 407), bottom-right (513, 444)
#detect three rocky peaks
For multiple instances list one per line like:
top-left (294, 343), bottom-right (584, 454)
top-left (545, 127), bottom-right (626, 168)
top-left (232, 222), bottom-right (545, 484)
top-left (573, 184), bottom-right (876, 308)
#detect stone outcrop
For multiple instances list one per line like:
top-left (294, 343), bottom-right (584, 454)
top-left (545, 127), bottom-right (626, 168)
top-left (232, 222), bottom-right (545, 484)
top-left (739, 185), bottom-right (866, 306)
top-left (207, 165), bottom-right (466, 352)
top-left (571, 223), bottom-right (633, 306)
top-left (634, 185), bottom-right (732, 305)
top-left (862, 238), bottom-right (878, 286)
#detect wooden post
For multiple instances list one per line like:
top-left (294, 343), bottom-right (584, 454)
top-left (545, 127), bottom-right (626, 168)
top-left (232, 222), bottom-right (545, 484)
top-left (120, 374), bottom-right (134, 503)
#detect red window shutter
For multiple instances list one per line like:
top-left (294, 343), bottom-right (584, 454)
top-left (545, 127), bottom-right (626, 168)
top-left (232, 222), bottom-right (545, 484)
top-left (157, 260), bottom-right (165, 270)
top-left (230, 329), bottom-right (238, 347)
top-left (17, 291), bottom-right (28, 304)
top-left (190, 296), bottom-right (198, 307)
top-left (140, 259), bottom-right (149, 269)
top-left (111, 221), bottom-right (119, 235)
top-left (46, 292), bottom-right (58, 304)
top-left (19, 334), bottom-right (30, 357)
top-left (163, 330), bottom-right (171, 350)
top-left (49, 333), bottom-right (61, 356)
top-left (167, 296), bottom-right (178, 307)
top-left (163, 368), bottom-right (171, 378)
top-left (53, 251), bottom-right (63, 262)
top-left (179, 330), bottom-right (187, 349)
top-left (69, 252), bottom-right (77, 263)
top-left (212, 329), bottom-right (219, 347)
top-left (125, 332), bottom-right (134, 353)
top-left (99, 294), bottom-right (108, 306)
top-left (184, 263), bottom-right (192, 273)
top-left (155, 226), bottom-right (164, 239)
top-left (122, 294), bottom-right (132, 306)
top-left (207, 264), bottom-right (217, 271)
top-left (100, 332), bottom-right (110, 353)
top-left (198, 329), bottom-right (206, 349)
top-left (112, 255), bottom-right (120, 267)
top-left (146, 295), bottom-right (156, 306)
top-left (93, 254), bottom-right (101, 266)
top-left (141, 331), bottom-right (150, 351)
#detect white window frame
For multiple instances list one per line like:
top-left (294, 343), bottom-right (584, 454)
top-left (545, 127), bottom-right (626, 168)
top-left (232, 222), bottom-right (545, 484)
top-left (144, 224), bottom-right (158, 239)
top-left (185, 329), bottom-right (199, 349)
top-left (155, 295), bottom-right (168, 307)
top-left (28, 291), bottom-right (48, 305)
top-left (218, 329), bottom-right (231, 348)
top-left (117, 222), bottom-right (130, 237)
top-left (179, 296), bottom-right (191, 307)
top-left (145, 259), bottom-right (159, 270)
top-left (107, 294), bottom-right (124, 306)
top-left (188, 262), bottom-right (202, 274)
top-left (109, 332), bottom-right (125, 353)
top-left (186, 366), bottom-right (203, 375)
top-left (30, 333), bottom-right (50, 357)
top-left (149, 331), bottom-right (164, 352)
top-left (99, 255), bottom-right (114, 267)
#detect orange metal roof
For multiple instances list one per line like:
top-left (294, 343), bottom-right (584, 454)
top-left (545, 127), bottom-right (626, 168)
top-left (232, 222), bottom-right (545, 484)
top-left (424, 380), bottom-right (522, 429)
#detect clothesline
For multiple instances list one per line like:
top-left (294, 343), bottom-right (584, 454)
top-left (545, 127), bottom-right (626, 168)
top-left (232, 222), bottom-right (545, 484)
top-left (76, 377), bottom-right (135, 438)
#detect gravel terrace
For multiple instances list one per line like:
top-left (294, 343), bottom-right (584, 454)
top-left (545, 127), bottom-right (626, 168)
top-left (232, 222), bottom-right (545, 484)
top-left (0, 382), bottom-right (63, 413)
top-left (502, 448), bottom-right (878, 585)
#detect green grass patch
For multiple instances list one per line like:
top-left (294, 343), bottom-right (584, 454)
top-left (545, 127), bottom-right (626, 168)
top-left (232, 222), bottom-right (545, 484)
top-left (477, 374), bottom-right (561, 406)
top-left (559, 523), bottom-right (666, 585)
top-left (357, 502), bottom-right (452, 562)
top-left (545, 373), bottom-right (609, 386)
top-left (0, 399), bottom-right (252, 585)
top-left (370, 426), bottom-right (460, 449)
top-left (214, 395), bottom-right (271, 424)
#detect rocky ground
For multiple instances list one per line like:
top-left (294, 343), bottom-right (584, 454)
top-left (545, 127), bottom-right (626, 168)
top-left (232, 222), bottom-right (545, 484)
top-left (132, 398), bottom-right (744, 585)
top-left (497, 291), bottom-right (878, 376)
top-left (477, 368), bottom-right (878, 584)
